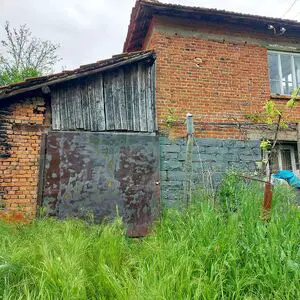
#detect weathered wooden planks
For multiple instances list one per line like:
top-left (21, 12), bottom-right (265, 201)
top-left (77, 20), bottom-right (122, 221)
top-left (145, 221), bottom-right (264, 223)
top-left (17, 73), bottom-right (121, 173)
top-left (91, 76), bottom-right (106, 131)
top-left (73, 84), bottom-right (84, 130)
top-left (138, 63), bottom-right (147, 132)
top-left (124, 66), bottom-right (134, 131)
top-left (146, 63), bottom-right (155, 133)
top-left (51, 61), bottom-right (155, 132)
top-left (51, 89), bottom-right (61, 130)
top-left (104, 72), bottom-right (115, 130)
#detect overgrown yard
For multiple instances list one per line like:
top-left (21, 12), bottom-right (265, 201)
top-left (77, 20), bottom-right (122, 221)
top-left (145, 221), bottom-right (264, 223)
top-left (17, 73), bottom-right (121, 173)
top-left (0, 179), bottom-right (299, 299)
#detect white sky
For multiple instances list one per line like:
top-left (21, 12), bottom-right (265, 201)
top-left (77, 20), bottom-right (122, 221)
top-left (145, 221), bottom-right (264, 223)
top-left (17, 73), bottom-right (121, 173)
top-left (1, 0), bottom-right (300, 71)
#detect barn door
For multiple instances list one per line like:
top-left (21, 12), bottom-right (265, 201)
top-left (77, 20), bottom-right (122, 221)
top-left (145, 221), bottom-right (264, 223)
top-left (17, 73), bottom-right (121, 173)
top-left (41, 132), bottom-right (160, 237)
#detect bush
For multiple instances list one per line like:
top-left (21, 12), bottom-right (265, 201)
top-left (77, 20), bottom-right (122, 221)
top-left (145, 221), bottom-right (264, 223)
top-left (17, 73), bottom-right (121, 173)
top-left (218, 171), bottom-right (250, 213)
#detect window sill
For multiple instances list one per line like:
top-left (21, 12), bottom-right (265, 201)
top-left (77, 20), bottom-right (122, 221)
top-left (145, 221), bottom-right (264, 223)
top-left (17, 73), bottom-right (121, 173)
top-left (270, 94), bottom-right (300, 101)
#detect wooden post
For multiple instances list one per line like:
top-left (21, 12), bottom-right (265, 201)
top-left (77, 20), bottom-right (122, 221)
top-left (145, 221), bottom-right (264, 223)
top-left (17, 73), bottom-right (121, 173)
top-left (184, 113), bottom-right (193, 206)
top-left (262, 182), bottom-right (272, 220)
top-left (36, 133), bottom-right (47, 218)
top-left (261, 115), bottom-right (283, 219)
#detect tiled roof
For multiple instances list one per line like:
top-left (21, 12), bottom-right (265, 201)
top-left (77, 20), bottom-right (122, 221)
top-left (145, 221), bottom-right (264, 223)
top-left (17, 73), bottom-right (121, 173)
top-left (124, 0), bottom-right (300, 52)
top-left (0, 50), bottom-right (155, 100)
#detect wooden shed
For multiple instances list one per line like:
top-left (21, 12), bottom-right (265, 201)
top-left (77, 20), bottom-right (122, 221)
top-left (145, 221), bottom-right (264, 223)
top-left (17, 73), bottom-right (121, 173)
top-left (0, 50), bottom-right (160, 236)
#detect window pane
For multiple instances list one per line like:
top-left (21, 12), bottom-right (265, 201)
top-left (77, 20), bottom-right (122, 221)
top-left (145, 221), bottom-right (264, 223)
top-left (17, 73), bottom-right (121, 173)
top-left (281, 54), bottom-right (294, 95)
top-left (270, 80), bottom-right (281, 94)
top-left (281, 149), bottom-right (293, 170)
top-left (270, 152), bottom-right (280, 172)
top-left (295, 148), bottom-right (299, 168)
top-left (294, 56), bottom-right (300, 86)
top-left (268, 53), bottom-right (280, 83)
top-left (282, 80), bottom-right (294, 95)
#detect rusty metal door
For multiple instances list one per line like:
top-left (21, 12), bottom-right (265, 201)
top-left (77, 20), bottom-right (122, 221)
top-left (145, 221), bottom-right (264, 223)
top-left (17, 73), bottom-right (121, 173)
top-left (42, 132), bottom-right (160, 236)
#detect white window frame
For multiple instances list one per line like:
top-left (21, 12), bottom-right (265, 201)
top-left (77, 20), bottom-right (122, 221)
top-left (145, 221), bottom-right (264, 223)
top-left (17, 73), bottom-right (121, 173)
top-left (268, 50), bottom-right (300, 95)
top-left (277, 145), bottom-right (297, 172)
top-left (264, 143), bottom-right (298, 176)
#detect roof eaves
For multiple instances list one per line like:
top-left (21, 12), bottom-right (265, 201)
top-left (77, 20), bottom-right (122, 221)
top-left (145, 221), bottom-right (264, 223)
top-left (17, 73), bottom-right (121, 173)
top-left (141, 0), bottom-right (300, 26)
top-left (0, 50), bottom-right (155, 100)
top-left (123, 0), bottom-right (300, 52)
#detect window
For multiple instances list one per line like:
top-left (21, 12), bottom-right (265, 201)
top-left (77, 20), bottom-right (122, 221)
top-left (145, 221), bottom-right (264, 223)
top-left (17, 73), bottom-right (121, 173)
top-left (268, 143), bottom-right (299, 173)
top-left (268, 51), bottom-right (300, 95)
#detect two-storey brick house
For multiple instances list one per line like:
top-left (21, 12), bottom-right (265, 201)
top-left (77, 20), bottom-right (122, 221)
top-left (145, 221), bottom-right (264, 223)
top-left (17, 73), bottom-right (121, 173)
top-left (124, 0), bottom-right (300, 202)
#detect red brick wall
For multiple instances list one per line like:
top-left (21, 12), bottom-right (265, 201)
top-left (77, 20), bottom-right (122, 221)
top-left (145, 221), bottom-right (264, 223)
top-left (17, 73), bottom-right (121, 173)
top-left (143, 16), bottom-right (300, 139)
top-left (0, 97), bottom-right (46, 218)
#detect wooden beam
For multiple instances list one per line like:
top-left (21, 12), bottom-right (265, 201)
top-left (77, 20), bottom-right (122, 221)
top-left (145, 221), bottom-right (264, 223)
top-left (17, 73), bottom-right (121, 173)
top-left (36, 133), bottom-right (47, 217)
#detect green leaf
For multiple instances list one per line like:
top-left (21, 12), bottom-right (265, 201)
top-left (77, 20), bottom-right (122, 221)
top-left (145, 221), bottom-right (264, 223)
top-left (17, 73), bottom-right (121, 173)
top-left (264, 100), bottom-right (281, 118)
top-left (286, 98), bottom-right (296, 108)
top-left (287, 259), bottom-right (299, 273)
top-left (279, 121), bottom-right (288, 129)
top-left (291, 88), bottom-right (300, 98)
top-left (260, 139), bottom-right (271, 150)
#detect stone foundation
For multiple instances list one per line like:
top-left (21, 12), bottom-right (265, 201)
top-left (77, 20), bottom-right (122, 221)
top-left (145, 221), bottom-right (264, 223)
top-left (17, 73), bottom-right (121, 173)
top-left (160, 137), bottom-right (261, 205)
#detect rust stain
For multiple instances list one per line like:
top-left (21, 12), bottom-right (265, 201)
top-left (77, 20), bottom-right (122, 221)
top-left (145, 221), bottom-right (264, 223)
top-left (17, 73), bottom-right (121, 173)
top-left (120, 146), bottom-right (160, 237)
top-left (42, 132), bottom-right (160, 236)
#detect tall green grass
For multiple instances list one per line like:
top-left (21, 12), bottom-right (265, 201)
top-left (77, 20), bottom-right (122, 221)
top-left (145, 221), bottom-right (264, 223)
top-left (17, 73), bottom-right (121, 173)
top-left (0, 179), bottom-right (299, 299)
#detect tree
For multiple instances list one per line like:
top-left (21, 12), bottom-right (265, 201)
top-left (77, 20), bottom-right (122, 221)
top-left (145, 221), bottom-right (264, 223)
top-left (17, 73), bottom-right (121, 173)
top-left (247, 88), bottom-right (300, 180)
top-left (0, 22), bottom-right (61, 86)
top-left (237, 88), bottom-right (300, 219)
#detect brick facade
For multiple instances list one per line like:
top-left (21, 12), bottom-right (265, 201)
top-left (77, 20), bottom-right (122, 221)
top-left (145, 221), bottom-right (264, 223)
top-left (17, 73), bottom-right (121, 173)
top-left (0, 97), bottom-right (46, 218)
top-left (143, 16), bottom-right (300, 139)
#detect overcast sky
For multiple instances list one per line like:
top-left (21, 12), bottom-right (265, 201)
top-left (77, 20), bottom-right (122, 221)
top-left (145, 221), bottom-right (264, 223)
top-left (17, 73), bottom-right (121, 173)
top-left (1, 0), bottom-right (300, 71)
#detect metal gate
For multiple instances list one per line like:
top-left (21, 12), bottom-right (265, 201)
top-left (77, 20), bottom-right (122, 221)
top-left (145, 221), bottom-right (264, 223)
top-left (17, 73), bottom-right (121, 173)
top-left (41, 132), bottom-right (160, 236)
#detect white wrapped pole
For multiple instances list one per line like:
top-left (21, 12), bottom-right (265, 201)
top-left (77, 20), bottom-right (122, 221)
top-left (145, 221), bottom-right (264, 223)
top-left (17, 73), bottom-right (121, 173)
top-left (184, 113), bottom-right (193, 206)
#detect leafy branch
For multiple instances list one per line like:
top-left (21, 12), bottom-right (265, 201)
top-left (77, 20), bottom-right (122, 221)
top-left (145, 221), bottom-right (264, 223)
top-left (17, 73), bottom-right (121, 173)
top-left (164, 108), bottom-right (178, 128)
top-left (0, 22), bottom-right (61, 85)
top-left (253, 87), bottom-right (300, 181)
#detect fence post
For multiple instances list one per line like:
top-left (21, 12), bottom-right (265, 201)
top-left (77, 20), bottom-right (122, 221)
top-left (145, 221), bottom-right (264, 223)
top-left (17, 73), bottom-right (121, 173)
top-left (262, 182), bottom-right (272, 220)
top-left (184, 113), bottom-right (193, 206)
